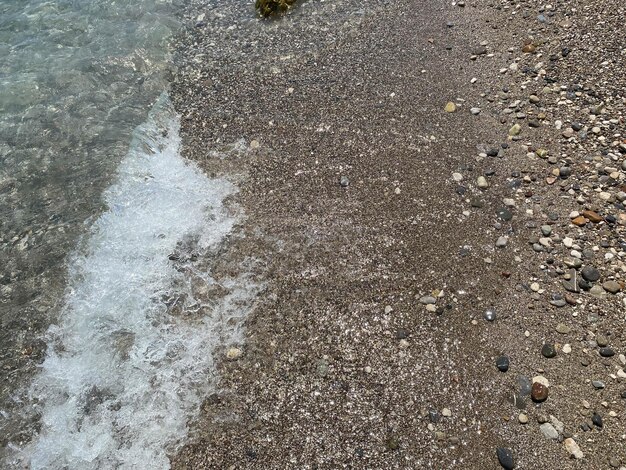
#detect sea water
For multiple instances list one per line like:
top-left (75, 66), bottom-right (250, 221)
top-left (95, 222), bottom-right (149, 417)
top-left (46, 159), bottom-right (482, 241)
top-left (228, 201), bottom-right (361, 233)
top-left (0, 0), bottom-right (256, 467)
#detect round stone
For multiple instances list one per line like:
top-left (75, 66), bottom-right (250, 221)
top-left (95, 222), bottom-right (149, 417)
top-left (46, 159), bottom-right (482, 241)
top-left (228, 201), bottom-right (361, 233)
top-left (581, 266), bottom-right (600, 282)
top-left (484, 308), bottom-right (497, 321)
top-left (518, 413), bottom-right (528, 424)
top-left (541, 343), bottom-right (557, 358)
top-left (599, 347), bottom-right (615, 357)
top-left (496, 355), bottom-right (510, 372)
top-left (531, 382), bottom-right (549, 402)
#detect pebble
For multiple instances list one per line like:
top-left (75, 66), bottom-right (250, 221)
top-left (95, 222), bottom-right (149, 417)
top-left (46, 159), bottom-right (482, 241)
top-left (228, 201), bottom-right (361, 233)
top-left (563, 438), bottom-right (584, 459)
top-left (592, 380), bottom-right (606, 389)
top-left (509, 124), bottom-right (521, 136)
top-left (496, 355), bottom-right (510, 372)
top-left (445, 102), bottom-right (457, 113)
top-left (531, 382), bottom-right (549, 402)
top-left (496, 236), bottom-right (508, 248)
top-left (419, 296), bottom-right (436, 305)
top-left (541, 343), bottom-right (557, 358)
top-left (599, 347), bottom-right (615, 357)
top-left (596, 335), bottom-right (608, 347)
top-left (518, 376), bottom-right (532, 395)
top-left (518, 413), bottom-right (528, 424)
top-left (226, 347), bottom-right (243, 360)
top-left (484, 308), bottom-right (497, 321)
top-left (339, 176), bottom-right (350, 187)
top-left (442, 408), bottom-right (452, 417)
top-left (470, 107), bottom-right (481, 115)
top-left (602, 280), bottom-right (622, 294)
top-left (563, 344), bottom-right (572, 354)
top-left (581, 266), bottom-right (600, 282)
top-left (496, 448), bottom-right (514, 470)
top-left (540, 423), bottom-right (558, 440)
top-left (592, 413), bottom-right (603, 428)
top-left (555, 323), bottom-right (570, 334)
top-left (477, 176), bottom-right (489, 189)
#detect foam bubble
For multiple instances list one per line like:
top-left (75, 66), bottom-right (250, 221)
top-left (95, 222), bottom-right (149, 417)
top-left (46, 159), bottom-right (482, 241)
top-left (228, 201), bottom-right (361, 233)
top-left (16, 93), bottom-right (254, 469)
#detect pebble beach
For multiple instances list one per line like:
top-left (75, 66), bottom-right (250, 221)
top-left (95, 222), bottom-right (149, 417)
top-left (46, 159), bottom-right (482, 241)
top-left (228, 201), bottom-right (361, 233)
top-left (169, 0), bottom-right (626, 468)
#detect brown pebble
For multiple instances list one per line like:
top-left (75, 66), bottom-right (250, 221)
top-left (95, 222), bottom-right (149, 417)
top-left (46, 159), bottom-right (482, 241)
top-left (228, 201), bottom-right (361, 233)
top-left (582, 210), bottom-right (602, 223)
top-left (522, 44), bottom-right (536, 53)
top-left (571, 216), bottom-right (587, 226)
top-left (565, 294), bottom-right (577, 305)
top-left (531, 382), bottom-right (549, 402)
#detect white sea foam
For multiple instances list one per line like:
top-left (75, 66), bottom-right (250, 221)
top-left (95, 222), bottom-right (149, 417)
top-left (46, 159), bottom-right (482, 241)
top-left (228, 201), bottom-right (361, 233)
top-left (17, 93), bottom-right (255, 469)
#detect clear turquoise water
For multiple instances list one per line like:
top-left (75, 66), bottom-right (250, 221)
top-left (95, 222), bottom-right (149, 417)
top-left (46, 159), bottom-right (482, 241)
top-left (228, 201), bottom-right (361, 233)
top-left (0, 0), bottom-right (183, 462)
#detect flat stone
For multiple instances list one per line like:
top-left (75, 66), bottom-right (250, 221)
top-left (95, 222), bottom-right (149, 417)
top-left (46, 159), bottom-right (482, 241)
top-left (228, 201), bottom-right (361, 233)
top-left (555, 323), bottom-right (571, 334)
top-left (445, 102), bottom-right (457, 113)
top-left (540, 423), bottom-right (558, 440)
top-left (477, 176), bottom-right (489, 189)
top-left (599, 347), bottom-right (615, 357)
top-left (518, 376), bottom-right (532, 396)
top-left (540, 225), bottom-right (552, 236)
top-left (589, 285), bottom-right (607, 299)
top-left (571, 216), bottom-right (587, 226)
top-left (550, 415), bottom-right (564, 433)
top-left (592, 380), bottom-right (605, 389)
top-left (582, 210), bottom-right (602, 223)
top-left (419, 296), bottom-right (437, 305)
top-left (562, 269), bottom-right (580, 293)
top-left (564, 438), bottom-right (584, 459)
top-left (496, 448), bottom-right (514, 470)
top-left (509, 124), bottom-right (522, 136)
top-left (497, 208), bottom-right (513, 221)
top-left (602, 280), bottom-right (622, 294)
top-left (496, 236), bottom-right (508, 248)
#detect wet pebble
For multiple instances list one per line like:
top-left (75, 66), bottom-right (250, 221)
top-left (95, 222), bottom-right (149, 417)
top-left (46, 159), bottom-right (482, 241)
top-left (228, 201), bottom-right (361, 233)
top-left (484, 308), bottom-right (496, 321)
top-left (496, 447), bottom-right (514, 470)
top-left (541, 343), bottom-right (557, 358)
top-left (531, 382), bottom-right (549, 402)
top-left (592, 413), bottom-right (603, 428)
top-left (496, 355), bottom-right (510, 372)
top-left (599, 347), bottom-right (615, 357)
top-left (581, 266), bottom-right (600, 282)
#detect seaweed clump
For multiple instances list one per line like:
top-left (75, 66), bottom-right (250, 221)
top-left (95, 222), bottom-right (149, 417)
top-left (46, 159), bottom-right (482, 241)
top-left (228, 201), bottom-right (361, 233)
top-left (255, 0), bottom-right (297, 17)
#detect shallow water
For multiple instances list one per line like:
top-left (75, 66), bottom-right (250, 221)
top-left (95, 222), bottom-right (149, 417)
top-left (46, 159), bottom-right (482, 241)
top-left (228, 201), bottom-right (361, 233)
top-left (11, 93), bottom-right (256, 469)
top-left (0, 0), bottom-right (211, 464)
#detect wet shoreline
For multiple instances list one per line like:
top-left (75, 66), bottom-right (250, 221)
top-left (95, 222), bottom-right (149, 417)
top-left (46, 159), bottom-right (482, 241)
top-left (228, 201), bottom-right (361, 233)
top-left (170, 0), bottom-right (626, 468)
